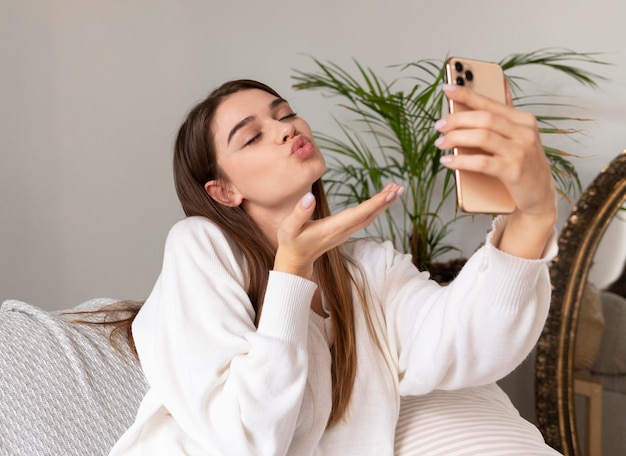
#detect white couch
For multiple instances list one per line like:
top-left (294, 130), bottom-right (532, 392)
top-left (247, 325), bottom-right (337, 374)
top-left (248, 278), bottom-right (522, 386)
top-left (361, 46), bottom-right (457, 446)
top-left (0, 298), bottom-right (560, 455)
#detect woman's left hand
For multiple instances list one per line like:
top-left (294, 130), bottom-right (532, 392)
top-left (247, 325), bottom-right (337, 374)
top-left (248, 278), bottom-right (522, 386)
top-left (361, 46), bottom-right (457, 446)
top-left (435, 81), bottom-right (557, 258)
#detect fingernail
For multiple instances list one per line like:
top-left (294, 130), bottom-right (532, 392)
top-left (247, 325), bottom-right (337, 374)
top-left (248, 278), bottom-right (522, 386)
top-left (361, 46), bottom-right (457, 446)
top-left (434, 136), bottom-right (445, 148)
top-left (301, 192), bottom-right (315, 209)
top-left (396, 185), bottom-right (406, 196)
top-left (385, 191), bottom-right (397, 202)
top-left (439, 154), bottom-right (453, 164)
top-left (442, 83), bottom-right (457, 92)
top-left (434, 119), bottom-right (446, 131)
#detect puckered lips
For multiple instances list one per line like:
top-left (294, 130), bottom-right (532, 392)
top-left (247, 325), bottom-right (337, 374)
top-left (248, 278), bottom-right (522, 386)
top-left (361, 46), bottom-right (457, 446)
top-left (291, 135), bottom-right (315, 159)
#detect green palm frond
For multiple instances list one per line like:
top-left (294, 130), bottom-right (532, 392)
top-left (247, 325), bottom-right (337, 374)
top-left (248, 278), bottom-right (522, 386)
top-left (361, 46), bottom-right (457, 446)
top-left (292, 48), bottom-right (609, 270)
top-left (499, 48), bottom-right (610, 88)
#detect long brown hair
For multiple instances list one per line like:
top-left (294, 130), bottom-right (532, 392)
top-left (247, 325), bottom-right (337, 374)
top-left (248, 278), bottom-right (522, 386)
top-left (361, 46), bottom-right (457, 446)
top-left (90, 80), bottom-right (364, 427)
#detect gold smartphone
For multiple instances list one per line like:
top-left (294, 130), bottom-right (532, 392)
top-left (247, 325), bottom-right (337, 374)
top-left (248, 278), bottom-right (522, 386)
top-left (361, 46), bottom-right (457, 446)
top-left (443, 56), bottom-right (515, 214)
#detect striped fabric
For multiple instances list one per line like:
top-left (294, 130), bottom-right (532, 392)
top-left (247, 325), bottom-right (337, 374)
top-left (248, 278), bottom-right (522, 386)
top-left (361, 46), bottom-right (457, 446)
top-left (395, 383), bottom-right (561, 455)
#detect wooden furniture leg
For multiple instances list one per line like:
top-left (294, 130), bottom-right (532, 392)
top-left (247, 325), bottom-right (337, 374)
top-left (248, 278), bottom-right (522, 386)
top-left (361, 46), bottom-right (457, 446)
top-left (574, 374), bottom-right (603, 456)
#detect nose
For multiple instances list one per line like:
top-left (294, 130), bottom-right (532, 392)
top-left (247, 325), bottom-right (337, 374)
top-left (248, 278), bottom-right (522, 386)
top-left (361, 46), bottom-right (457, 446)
top-left (274, 120), bottom-right (296, 144)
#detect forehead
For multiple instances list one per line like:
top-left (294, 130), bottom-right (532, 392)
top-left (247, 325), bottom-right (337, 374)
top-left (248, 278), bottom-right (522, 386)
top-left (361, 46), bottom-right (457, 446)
top-left (213, 89), bottom-right (279, 136)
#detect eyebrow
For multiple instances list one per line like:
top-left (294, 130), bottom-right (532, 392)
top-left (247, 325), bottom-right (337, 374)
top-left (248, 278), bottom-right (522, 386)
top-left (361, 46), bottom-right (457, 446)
top-left (226, 97), bottom-right (288, 145)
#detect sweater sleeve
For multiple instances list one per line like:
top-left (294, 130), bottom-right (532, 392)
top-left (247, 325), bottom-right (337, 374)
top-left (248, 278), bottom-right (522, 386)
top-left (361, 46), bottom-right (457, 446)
top-left (131, 217), bottom-right (316, 455)
top-left (359, 216), bottom-right (557, 396)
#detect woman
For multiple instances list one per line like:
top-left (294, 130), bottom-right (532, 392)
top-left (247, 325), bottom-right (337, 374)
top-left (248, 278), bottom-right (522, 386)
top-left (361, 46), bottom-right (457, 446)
top-left (109, 79), bottom-right (557, 455)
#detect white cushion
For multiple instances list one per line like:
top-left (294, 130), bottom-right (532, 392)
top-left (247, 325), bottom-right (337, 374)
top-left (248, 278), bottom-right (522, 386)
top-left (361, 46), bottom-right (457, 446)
top-left (395, 383), bottom-right (560, 455)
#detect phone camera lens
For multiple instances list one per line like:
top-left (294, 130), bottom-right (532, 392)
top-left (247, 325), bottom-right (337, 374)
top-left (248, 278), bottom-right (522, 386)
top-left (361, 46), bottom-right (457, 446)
top-left (465, 70), bottom-right (474, 82)
top-left (455, 76), bottom-right (465, 86)
top-left (454, 61), bottom-right (463, 72)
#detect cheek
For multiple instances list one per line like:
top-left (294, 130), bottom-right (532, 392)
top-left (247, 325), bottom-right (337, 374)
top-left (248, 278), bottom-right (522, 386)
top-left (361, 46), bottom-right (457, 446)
top-left (221, 154), bottom-right (275, 191)
top-left (224, 158), bottom-right (260, 181)
top-left (298, 119), bottom-right (314, 137)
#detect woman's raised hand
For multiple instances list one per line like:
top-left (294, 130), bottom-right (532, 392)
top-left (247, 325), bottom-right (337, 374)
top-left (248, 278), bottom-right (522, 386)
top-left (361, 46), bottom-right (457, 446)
top-left (435, 82), bottom-right (557, 258)
top-left (274, 183), bottom-right (404, 279)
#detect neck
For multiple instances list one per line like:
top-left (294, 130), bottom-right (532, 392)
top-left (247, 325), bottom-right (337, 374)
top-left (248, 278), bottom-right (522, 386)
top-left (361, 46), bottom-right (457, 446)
top-left (243, 191), bottom-right (314, 250)
top-left (243, 204), bottom-right (290, 250)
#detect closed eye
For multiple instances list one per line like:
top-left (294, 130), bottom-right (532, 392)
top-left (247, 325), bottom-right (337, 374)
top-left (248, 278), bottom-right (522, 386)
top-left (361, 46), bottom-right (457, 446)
top-left (244, 113), bottom-right (297, 147)
top-left (279, 112), bottom-right (297, 121)
top-left (244, 132), bottom-right (262, 147)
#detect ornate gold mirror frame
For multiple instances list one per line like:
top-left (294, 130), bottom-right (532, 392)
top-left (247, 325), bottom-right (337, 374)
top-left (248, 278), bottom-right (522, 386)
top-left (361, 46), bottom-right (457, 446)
top-left (536, 150), bottom-right (626, 455)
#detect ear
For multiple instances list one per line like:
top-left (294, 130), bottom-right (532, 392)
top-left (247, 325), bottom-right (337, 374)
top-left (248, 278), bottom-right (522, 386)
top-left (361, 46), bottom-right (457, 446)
top-left (204, 180), bottom-right (243, 207)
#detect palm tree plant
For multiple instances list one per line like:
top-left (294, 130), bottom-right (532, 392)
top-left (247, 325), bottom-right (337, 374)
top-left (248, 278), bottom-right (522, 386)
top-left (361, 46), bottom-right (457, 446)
top-left (292, 49), bottom-right (608, 274)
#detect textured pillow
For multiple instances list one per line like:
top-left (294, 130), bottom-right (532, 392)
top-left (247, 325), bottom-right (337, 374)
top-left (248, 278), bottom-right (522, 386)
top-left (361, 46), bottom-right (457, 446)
top-left (0, 299), bottom-right (148, 456)
top-left (591, 291), bottom-right (626, 375)
top-left (395, 383), bottom-right (560, 456)
top-left (574, 282), bottom-right (605, 370)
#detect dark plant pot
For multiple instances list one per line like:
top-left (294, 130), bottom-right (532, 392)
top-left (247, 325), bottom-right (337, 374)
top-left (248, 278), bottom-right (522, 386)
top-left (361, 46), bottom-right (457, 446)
top-left (427, 257), bottom-right (467, 284)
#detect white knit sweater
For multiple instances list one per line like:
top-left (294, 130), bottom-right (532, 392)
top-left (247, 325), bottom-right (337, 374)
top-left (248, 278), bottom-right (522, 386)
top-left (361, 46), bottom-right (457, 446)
top-left (109, 215), bottom-right (556, 456)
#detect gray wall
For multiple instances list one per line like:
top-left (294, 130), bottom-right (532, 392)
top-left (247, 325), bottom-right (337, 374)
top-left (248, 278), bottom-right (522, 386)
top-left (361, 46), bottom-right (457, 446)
top-left (2, 0), bottom-right (626, 421)
top-left (2, 1), bottom-right (626, 309)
